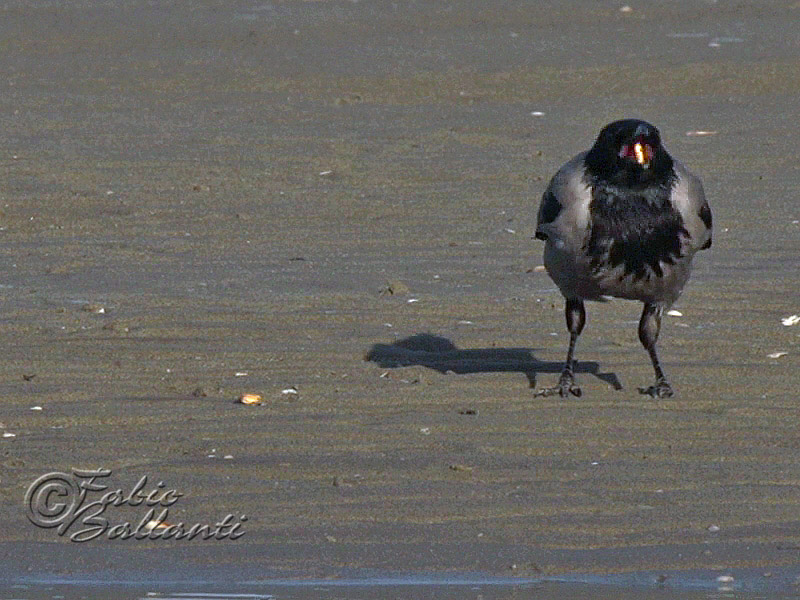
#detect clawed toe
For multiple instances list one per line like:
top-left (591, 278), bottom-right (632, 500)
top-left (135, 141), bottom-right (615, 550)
top-left (638, 380), bottom-right (674, 399)
top-left (535, 377), bottom-right (582, 398)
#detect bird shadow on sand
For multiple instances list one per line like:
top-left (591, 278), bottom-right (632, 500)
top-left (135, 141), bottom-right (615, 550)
top-left (365, 333), bottom-right (622, 391)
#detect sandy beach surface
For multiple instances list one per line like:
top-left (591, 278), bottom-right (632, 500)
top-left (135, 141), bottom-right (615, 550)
top-left (1, 1), bottom-right (800, 597)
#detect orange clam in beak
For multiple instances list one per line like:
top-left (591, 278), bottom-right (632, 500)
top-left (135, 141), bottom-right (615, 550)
top-left (620, 139), bottom-right (654, 168)
top-left (633, 142), bottom-right (646, 165)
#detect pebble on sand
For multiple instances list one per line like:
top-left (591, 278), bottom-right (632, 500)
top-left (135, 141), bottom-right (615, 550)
top-left (449, 464), bottom-right (473, 472)
top-left (82, 303), bottom-right (106, 314)
top-left (379, 281), bottom-right (409, 296)
top-left (142, 519), bottom-right (172, 533)
top-left (238, 393), bottom-right (263, 405)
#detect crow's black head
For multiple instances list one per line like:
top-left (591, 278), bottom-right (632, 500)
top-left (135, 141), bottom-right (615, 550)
top-left (584, 119), bottom-right (674, 187)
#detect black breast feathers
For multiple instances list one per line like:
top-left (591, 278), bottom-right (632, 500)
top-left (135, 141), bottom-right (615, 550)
top-left (585, 177), bottom-right (687, 279)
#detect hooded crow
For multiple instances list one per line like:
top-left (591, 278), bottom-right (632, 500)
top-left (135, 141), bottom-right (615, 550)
top-left (534, 119), bottom-right (712, 398)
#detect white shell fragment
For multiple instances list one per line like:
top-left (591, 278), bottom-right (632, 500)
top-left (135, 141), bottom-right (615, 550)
top-left (707, 524), bottom-right (720, 532)
top-left (768, 352), bottom-right (788, 359)
top-left (709, 37), bottom-right (743, 48)
top-left (30, 406), bottom-right (43, 411)
top-left (666, 309), bottom-right (683, 317)
top-left (281, 387), bottom-right (298, 395)
top-left (667, 33), bottom-right (710, 39)
top-left (2, 432), bottom-right (16, 438)
top-left (781, 314), bottom-right (800, 326)
top-left (686, 130), bottom-right (718, 136)
top-left (716, 575), bottom-right (734, 583)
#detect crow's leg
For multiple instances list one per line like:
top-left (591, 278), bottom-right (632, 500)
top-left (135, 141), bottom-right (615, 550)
top-left (535, 298), bottom-right (585, 398)
top-left (637, 302), bottom-right (674, 398)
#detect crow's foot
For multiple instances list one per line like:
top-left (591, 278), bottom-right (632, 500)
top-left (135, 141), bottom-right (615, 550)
top-left (535, 374), bottom-right (581, 398)
top-left (638, 380), bottom-right (674, 399)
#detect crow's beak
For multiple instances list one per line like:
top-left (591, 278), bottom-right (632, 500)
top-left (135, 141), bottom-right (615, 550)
top-left (633, 142), bottom-right (647, 165)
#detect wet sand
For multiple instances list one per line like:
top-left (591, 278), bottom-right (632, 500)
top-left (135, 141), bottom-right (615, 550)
top-left (1, 0), bottom-right (800, 595)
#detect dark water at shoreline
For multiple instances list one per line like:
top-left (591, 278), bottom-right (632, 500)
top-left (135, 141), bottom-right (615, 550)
top-left (4, 567), bottom-right (800, 600)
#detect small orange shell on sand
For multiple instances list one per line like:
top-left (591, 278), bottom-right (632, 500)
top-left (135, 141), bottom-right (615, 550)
top-left (238, 393), bottom-right (263, 405)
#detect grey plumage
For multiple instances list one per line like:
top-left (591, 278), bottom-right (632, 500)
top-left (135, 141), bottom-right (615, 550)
top-left (534, 119), bottom-right (712, 398)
